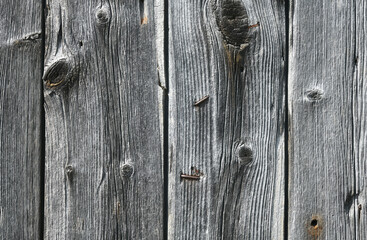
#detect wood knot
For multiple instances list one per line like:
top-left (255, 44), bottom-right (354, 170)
top-left (237, 144), bottom-right (253, 165)
top-left (65, 165), bottom-right (74, 180)
top-left (120, 163), bottom-right (134, 178)
top-left (95, 5), bottom-right (111, 25)
top-left (213, 0), bottom-right (249, 48)
top-left (43, 58), bottom-right (79, 90)
top-left (43, 59), bottom-right (69, 89)
top-left (13, 32), bottom-right (42, 47)
top-left (306, 88), bottom-right (324, 102)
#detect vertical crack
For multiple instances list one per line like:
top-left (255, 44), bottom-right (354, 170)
top-left (39, 0), bottom-right (46, 239)
top-left (284, 0), bottom-right (291, 239)
top-left (352, 1), bottom-right (358, 239)
top-left (56, 6), bottom-right (63, 54)
top-left (163, 0), bottom-right (169, 239)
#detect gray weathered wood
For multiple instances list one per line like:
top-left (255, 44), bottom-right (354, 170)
top-left (288, 0), bottom-right (367, 239)
top-left (43, 0), bottom-right (164, 238)
top-left (168, 0), bottom-right (285, 239)
top-left (0, 0), bottom-right (42, 239)
top-left (354, 1), bottom-right (367, 237)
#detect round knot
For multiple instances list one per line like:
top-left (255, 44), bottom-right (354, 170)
top-left (120, 163), bottom-right (134, 178)
top-left (95, 6), bottom-right (111, 25)
top-left (237, 144), bottom-right (253, 165)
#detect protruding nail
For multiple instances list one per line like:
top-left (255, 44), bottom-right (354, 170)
top-left (180, 174), bottom-right (200, 181)
top-left (193, 95), bottom-right (209, 106)
top-left (248, 22), bottom-right (260, 29)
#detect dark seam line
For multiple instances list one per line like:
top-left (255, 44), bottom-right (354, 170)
top-left (163, 0), bottom-right (169, 239)
top-left (284, 0), bottom-right (290, 239)
top-left (352, 0), bottom-right (357, 239)
top-left (39, 0), bottom-right (46, 239)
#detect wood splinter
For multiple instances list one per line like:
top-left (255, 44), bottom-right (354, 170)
top-left (180, 174), bottom-right (200, 180)
top-left (193, 95), bottom-right (209, 106)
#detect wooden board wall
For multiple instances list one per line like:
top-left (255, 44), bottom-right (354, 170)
top-left (168, 0), bottom-right (286, 238)
top-left (288, 0), bottom-right (367, 239)
top-left (43, 0), bottom-right (164, 238)
top-left (2, 0), bottom-right (367, 238)
top-left (0, 0), bottom-right (43, 239)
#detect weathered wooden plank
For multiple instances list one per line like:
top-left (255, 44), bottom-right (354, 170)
top-left (288, 0), bottom-right (367, 239)
top-left (168, 0), bottom-right (285, 239)
top-left (354, 1), bottom-right (367, 237)
top-left (0, 0), bottom-right (43, 239)
top-left (43, 0), bottom-right (164, 239)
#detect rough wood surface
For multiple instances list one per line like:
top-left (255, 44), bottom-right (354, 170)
top-left (168, 0), bottom-right (285, 239)
top-left (288, 0), bottom-right (367, 239)
top-left (43, 0), bottom-right (164, 239)
top-left (354, 1), bottom-right (367, 237)
top-left (0, 0), bottom-right (42, 239)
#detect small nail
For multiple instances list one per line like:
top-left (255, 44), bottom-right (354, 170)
top-left (180, 174), bottom-right (200, 180)
top-left (193, 95), bottom-right (209, 106)
top-left (248, 22), bottom-right (260, 29)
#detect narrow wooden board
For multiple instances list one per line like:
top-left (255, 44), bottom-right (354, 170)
top-left (168, 0), bottom-right (286, 238)
top-left (43, 0), bottom-right (164, 238)
top-left (0, 0), bottom-right (43, 239)
top-left (288, 0), bottom-right (367, 239)
top-left (354, 1), bottom-right (367, 237)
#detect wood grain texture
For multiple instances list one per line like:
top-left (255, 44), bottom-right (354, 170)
top-left (43, 0), bottom-right (164, 239)
top-left (354, 1), bottom-right (367, 237)
top-left (288, 0), bottom-right (367, 239)
top-left (0, 0), bottom-right (42, 239)
top-left (168, 0), bottom-right (285, 239)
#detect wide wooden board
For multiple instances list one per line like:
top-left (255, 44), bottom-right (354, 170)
top-left (168, 0), bottom-right (286, 238)
top-left (43, 0), bottom-right (164, 238)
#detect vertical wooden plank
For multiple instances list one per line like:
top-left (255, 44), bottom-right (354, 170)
top-left (168, 0), bottom-right (285, 239)
top-left (0, 0), bottom-right (42, 239)
top-left (43, 0), bottom-right (164, 239)
top-left (355, 1), bottom-right (367, 237)
top-left (288, 0), bottom-right (365, 239)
